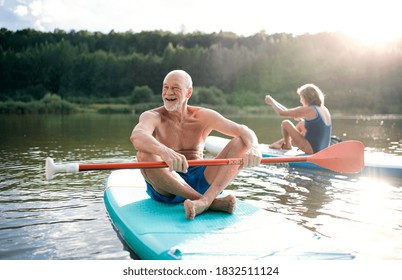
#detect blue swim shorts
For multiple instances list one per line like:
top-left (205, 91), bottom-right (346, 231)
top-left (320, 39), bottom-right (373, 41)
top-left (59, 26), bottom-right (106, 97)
top-left (145, 166), bottom-right (210, 203)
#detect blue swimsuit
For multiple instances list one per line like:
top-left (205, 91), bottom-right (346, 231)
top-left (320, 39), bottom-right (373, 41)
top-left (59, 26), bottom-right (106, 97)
top-left (145, 166), bottom-right (210, 203)
top-left (304, 105), bottom-right (332, 153)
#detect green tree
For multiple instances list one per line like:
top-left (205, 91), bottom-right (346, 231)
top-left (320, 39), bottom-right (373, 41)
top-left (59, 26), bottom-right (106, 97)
top-left (130, 85), bottom-right (154, 104)
top-left (1, 28), bottom-right (402, 114)
top-left (190, 86), bottom-right (226, 105)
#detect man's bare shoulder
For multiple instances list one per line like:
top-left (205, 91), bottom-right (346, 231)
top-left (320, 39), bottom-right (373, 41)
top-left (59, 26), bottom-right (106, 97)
top-left (137, 107), bottom-right (166, 124)
top-left (188, 106), bottom-right (221, 117)
top-left (140, 106), bottom-right (165, 117)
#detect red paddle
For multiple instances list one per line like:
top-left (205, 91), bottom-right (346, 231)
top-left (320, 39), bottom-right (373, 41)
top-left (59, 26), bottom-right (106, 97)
top-left (45, 141), bottom-right (364, 180)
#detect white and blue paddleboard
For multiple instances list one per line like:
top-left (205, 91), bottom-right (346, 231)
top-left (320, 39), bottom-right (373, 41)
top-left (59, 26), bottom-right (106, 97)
top-left (205, 136), bottom-right (402, 178)
top-left (104, 169), bottom-right (355, 260)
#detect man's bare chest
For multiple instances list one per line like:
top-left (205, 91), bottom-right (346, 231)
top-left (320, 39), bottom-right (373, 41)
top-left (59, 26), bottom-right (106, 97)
top-left (154, 120), bottom-right (206, 148)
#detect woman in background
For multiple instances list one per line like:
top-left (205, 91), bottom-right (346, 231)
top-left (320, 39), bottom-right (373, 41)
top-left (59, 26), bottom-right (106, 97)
top-left (265, 84), bottom-right (332, 154)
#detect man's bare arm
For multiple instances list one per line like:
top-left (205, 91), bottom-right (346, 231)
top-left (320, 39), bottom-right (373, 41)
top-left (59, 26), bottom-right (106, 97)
top-left (130, 111), bottom-right (188, 172)
top-left (203, 109), bottom-right (262, 167)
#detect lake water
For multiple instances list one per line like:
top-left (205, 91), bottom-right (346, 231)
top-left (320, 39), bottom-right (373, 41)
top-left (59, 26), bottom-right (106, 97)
top-left (0, 113), bottom-right (401, 260)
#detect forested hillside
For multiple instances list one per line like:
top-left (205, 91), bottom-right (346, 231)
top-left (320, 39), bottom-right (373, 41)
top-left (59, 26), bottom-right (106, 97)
top-left (1, 28), bottom-right (401, 114)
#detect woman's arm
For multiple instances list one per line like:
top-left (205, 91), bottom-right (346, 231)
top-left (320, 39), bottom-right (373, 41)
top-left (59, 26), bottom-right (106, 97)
top-left (265, 95), bottom-right (312, 119)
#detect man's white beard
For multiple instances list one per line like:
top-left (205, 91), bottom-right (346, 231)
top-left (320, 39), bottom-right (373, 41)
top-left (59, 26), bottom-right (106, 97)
top-left (164, 101), bottom-right (180, 112)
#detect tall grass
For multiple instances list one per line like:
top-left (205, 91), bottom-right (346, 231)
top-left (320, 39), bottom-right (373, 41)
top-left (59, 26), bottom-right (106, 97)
top-left (0, 93), bottom-right (78, 114)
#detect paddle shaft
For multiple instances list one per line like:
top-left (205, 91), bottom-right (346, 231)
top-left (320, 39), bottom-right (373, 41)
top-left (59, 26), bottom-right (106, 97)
top-left (78, 157), bottom-right (307, 171)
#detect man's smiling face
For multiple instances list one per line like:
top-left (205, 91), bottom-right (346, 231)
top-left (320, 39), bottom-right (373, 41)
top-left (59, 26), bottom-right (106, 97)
top-left (162, 72), bottom-right (191, 112)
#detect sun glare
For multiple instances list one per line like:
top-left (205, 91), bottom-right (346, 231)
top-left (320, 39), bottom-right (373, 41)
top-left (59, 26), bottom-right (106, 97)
top-left (347, 26), bottom-right (401, 46)
top-left (339, 2), bottom-right (402, 46)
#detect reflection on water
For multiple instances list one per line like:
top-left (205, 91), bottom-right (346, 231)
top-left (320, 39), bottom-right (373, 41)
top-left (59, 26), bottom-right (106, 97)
top-left (0, 114), bottom-right (401, 259)
top-left (233, 166), bottom-right (402, 259)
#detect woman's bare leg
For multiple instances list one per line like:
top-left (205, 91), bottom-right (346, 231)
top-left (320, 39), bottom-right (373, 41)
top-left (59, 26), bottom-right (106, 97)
top-left (281, 120), bottom-right (313, 154)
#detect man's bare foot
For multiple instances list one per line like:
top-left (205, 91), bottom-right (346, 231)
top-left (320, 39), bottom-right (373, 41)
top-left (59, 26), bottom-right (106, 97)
top-left (184, 194), bottom-right (237, 220)
top-left (184, 198), bottom-right (210, 220)
top-left (210, 194), bottom-right (236, 214)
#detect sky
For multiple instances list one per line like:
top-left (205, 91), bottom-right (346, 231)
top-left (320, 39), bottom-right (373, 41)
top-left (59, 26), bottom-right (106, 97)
top-left (1, 0), bottom-right (402, 44)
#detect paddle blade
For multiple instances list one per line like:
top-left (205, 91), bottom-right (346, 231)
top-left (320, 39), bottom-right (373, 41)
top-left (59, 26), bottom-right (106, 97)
top-left (308, 141), bottom-right (364, 173)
